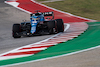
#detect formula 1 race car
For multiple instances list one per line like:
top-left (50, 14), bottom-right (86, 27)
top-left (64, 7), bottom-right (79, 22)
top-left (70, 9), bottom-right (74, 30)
top-left (12, 11), bottom-right (64, 38)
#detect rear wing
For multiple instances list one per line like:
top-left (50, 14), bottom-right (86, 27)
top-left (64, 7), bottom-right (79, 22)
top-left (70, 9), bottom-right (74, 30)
top-left (30, 11), bottom-right (54, 19)
top-left (42, 12), bottom-right (54, 19)
top-left (42, 12), bottom-right (53, 16)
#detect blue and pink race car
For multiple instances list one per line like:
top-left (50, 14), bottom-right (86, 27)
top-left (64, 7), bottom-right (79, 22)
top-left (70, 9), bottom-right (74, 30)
top-left (12, 11), bottom-right (64, 38)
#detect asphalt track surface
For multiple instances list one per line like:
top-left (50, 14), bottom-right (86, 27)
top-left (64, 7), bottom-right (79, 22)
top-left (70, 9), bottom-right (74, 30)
top-left (0, 0), bottom-right (100, 67)
top-left (0, 0), bottom-right (54, 54)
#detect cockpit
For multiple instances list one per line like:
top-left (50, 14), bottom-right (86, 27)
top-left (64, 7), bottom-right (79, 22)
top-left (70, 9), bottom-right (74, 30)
top-left (30, 12), bottom-right (45, 22)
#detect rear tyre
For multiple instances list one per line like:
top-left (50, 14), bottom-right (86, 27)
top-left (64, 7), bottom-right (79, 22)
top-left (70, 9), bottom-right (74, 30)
top-left (55, 19), bottom-right (64, 33)
top-left (12, 24), bottom-right (21, 38)
top-left (47, 20), bottom-right (55, 34)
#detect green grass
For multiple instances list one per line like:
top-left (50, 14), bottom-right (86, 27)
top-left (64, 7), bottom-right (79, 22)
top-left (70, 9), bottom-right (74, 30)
top-left (37, 0), bottom-right (100, 20)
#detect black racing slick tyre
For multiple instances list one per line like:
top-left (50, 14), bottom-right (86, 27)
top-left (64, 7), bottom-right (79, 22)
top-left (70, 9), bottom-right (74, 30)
top-left (12, 24), bottom-right (21, 38)
top-left (55, 19), bottom-right (64, 33)
top-left (47, 20), bottom-right (55, 34)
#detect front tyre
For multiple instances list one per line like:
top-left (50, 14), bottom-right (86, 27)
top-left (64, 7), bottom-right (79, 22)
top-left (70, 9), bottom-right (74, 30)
top-left (12, 24), bottom-right (21, 38)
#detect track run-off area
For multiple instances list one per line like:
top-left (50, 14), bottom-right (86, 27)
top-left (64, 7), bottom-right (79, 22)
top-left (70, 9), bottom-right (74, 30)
top-left (0, 0), bottom-right (100, 66)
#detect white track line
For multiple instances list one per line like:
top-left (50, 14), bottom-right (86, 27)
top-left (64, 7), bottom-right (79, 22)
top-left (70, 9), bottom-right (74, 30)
top-left (5, 2), bottom-right (19, 7)
top-left (0, 23), bottom-right (70, 61)
top-left (2, 0), bottom-right (96, 66)
top-left (0, 54), bottom-right (33, 61)
top-left (5, 1), bottom-right (32, 14)
top-left (31, 0), bottom-right (96, 22)
top-left (5, 45), bottom-right (100, 67)
top-left (11, 47), bottom-right (47, 53)
top-left (5, 0), bottom-right (96, 22)
top-left (64, 24), bottom-right (70, 31)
